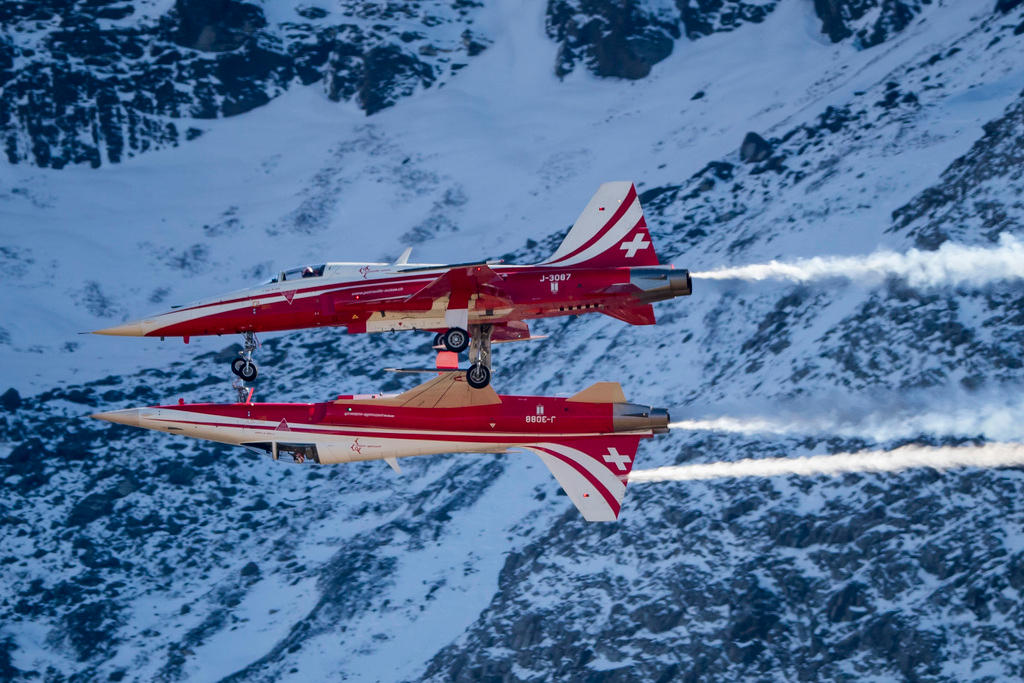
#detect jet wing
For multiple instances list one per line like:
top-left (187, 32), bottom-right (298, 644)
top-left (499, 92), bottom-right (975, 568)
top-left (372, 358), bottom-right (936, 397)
top-left (525, 436), bottom-right (641, 522)
top-left (342, 372), bottom-right (501, 408)
top-left (402, 264), bottom-right (511, 307)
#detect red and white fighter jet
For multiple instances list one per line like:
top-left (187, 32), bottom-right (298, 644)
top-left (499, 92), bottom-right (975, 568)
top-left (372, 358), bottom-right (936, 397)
top-left (92, 372), bottom-right (669, 521)
top-left (94, 181), bottom-right (691, 387)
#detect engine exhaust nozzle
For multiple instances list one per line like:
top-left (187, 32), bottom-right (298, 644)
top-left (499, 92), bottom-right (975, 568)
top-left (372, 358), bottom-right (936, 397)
top-left (630, 267), bottom-right (692, 302)
top-left (613, 403), bottom-right (670, 434)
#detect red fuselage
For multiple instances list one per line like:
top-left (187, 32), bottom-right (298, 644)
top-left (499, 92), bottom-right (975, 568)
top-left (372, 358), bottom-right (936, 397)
top-left (92, 374), bottom-right (671, 521)
top-left (95, 263), bottom-right (692, 339)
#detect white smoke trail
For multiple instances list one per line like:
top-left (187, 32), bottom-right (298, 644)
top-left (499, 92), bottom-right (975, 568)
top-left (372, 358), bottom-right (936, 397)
top-left (628, 442), bottom-right (1024, 483)
top-left (691, 234), bottom-right (1024, 287)
top-left (670, 417), bottom-right (800, 435)
top-left (668, 394), bottom-right (1024, 442)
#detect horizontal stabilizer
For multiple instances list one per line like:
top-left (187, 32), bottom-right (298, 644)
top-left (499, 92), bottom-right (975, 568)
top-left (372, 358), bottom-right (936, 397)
top-left (491, 321), bottom-right (531, 343)
top-left (492, 335), bottom-right (547, 345)
top-left (601, 304), bottom-right (656, 325)
top-left (567, 382), bottom-right (626, 404)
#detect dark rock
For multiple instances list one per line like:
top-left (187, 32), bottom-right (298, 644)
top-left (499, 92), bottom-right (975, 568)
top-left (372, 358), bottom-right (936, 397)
top-left (170, 0), bottom-right (267, 52)
top-left (814, 0), bottom-right (854, 42)
top-left (63, 600), bottom-right (121, 660)
top-left (68, 491), bottom-right (116, 526)
top-left (297, 6), bottom-right (329, 20)
top-left (680, 0), bottom-right (776, 40)
top-left (997, 0), bottom-right (1022, 12)
top-left (0, 388), bottom-right (21, 411)
top-left (56, 430), bottom-right (101, 461)
top-left (827, 582), bottom-right (870, 622)
top-left (240, 561), bottom-right (260, 577)
top-left (161, 462), bottom-right (198, 486)
top-left (2, 432), bottom-right (49, 488)
top-left (242, 497), bottom-right (270, 511)
top-left (813, 0), bottom-right (927, 48)
top-left (547, 0), bottom-right (680, 79)
top-left (739, 132), bottom-right (772, 163)
top-left (631, 602), bottom-right (684, 633)
top-left (357, 44), bottom-right (435, 115)
top-left (0, 636), bottom-right (19, 681)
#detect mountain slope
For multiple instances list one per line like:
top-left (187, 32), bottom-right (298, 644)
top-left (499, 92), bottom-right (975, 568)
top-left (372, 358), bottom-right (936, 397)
top-left (2, 0), bottom-right (1024, 680)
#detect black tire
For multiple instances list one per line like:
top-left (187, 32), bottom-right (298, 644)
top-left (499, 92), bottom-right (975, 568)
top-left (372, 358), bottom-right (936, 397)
top-left (237, 361), bottom-right (258, 382)
top-left (231, 358), bottom-right (246, 377)
top-left (442, 327), bottom-right (469, 353)
top-left (466, 363), bottom-right (490, 389)
top-left (432, 332), bottom-right (444, 349)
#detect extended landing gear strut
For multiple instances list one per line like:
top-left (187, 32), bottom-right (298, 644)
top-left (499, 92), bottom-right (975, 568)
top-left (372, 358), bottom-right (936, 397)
top-left (430, 324), bottom-right (491, 388)
top-left (230, 331), bottom-right (259, 382)
top-left (465, 323), bottom-right (492, 389)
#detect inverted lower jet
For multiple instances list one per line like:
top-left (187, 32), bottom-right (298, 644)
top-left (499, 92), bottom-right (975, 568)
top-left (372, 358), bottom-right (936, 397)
top-left (92, 373), bottom-right (669, 521)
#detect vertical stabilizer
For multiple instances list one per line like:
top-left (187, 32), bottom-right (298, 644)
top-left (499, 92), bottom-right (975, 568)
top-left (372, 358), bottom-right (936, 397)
top-left (542, 182), bottom-right (661, 268)
top-left (526, 436), bottom-right (641, 521)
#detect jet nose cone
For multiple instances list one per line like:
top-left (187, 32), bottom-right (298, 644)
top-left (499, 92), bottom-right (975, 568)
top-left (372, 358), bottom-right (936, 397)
top-left (93, 320), bottom-right (146, 336)
top-left (91, 408), bottom-right (141, 428)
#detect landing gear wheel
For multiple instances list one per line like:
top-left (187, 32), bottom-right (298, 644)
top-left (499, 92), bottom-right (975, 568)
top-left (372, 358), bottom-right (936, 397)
top-left (466, 363), bottom-right (491, 389)
top-left (442, 327), bottom-right (469, 353)
top-left (232, 331), bottom-right (260, 381)
top-left (432, 332), bottom-right (444, 349)
top-left (236, 360), bottom-right (258, 382)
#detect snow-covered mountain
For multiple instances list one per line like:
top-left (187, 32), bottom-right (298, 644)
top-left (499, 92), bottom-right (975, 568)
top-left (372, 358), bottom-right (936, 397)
top-left (2, 0), bottom-right (1024, 680)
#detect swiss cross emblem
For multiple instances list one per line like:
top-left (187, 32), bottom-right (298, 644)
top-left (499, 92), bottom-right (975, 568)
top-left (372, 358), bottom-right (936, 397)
top-left (620, 233), bottom-right (651, 258)
top-left (602, 447), bottom-right (632, 471)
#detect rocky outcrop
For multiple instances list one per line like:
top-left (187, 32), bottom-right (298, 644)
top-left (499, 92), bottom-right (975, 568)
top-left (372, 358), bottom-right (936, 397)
top-left (891, 89), bottom-right (1024, 249)
top-left (0, 0), bottom-right (489, 168)
top-left (545, 0), bottom-right (936, 80)
top-left (813, 0), bottom-right (930, 48)
top-left (546, 0), bottom-right (680, 79)
top-left (739, 131), bottom-right (772, 163)
top-left (546, 0), bottom-right (778, 79)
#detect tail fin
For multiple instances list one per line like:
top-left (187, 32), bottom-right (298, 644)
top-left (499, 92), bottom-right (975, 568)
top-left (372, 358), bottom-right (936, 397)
top-left (526, 436), bottom-right (641, 521)
top-left (542, 181), bottom-right (661, 268)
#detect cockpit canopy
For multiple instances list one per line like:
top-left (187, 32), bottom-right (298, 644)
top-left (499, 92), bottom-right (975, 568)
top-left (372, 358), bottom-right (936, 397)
top-left (265, 264), bottom-right (326, 284)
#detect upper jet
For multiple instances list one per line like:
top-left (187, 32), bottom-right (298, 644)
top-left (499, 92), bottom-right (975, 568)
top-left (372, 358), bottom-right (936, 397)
top-left (94, 181), bottom-right (692, 387)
